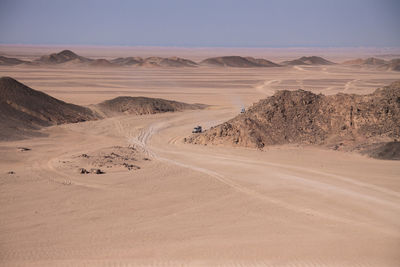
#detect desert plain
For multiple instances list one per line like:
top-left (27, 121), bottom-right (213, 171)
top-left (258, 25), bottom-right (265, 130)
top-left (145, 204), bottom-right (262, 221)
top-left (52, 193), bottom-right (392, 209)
top-left (0, 46), bottom-right (400, 266)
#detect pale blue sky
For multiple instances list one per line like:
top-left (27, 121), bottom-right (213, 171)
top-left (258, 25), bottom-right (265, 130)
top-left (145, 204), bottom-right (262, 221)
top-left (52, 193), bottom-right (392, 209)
top-left (0, 0), bottom-right (399, 47)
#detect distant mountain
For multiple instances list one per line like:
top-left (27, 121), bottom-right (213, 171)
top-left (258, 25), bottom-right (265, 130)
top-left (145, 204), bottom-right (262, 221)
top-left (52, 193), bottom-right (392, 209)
top-left (140, 57), bottom-right (198, 67)
top-left (341, 57), bottom-right (400, 71)
top-left (200, 56), bottom-right (280, 67)
top-left (281, 56), bottom-right (335, 65)
top-left (0, 56), bottom-right (28, 66)
top-left (35, 50), bottom-right (92, 64)
top-left (387, 59), bottom-right (400, 71)
top-left (342, 57), bottom-right (386, 66)
top-left (0, 77), bottom-right (99, 140)
top-left (105, 56), bottom-right (198, 67)
top-left (88, 59), bottom-right (116, 67)
top-left (111, 57), bottom-right (143, 66)
top-left (244, 57), bottom-right (281, 67)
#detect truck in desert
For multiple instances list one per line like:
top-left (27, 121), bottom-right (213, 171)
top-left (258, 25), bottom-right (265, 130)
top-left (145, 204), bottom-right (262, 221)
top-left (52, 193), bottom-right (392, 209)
top-left (192, 126), bottom-right (202, 133)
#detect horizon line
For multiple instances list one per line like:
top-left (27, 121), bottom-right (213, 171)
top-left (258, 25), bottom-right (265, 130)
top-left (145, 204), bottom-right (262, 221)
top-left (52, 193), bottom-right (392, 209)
top-left (1, 43), bottom-right (400, 50)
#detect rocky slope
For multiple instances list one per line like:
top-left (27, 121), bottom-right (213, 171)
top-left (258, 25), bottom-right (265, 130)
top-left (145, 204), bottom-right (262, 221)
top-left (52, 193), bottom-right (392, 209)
top-left (342, 57), bottom-right (400, 71)
top-left (281, 56), bottom-right (335, 65)
top-left (141, 57), bottom-right (198, 67)
top-left (200, 56), bottom-right (280, 67)
top-left (387, 59), bottom-right (400, 71)
top-left (96, 96), bottom-right (206, 116)
top-left (0, 77), bottom-right (99, 140)
top-left (186, 81), bottom-right (400, 158)
top-left (35, 50), bottom-right (93, 64)
top-left (111, 57), bottom-right (143, 66)
top-left (342, 57), bottom-right (386, 66)
top-left (0, 56), bottom-right (28, 66)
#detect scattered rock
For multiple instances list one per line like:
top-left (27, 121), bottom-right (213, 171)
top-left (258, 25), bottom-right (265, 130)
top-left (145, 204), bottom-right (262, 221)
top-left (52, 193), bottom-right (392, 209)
top-left (123, 163), bottom-right (140, 170)
top-left (79, 167), bottom-right (105, 174)
top-left (17, 147), bottom-right (31, 152)
top-left (7, 171), bottom-right (15, 174)
top-left (79, 168), bottom-right (89, 174)
top-left (64, 146), bottom-right (149, 174)
top-left (90, 168), bottom-right (105, 174)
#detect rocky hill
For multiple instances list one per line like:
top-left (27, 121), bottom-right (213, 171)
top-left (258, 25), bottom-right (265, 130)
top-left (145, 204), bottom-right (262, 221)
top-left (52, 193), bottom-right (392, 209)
top-left (35, 50), bottom-right (92, 64)
top-left (0, 56), bottom-right (28, 66)
top-left (387, 59), bottom-right (400, 71)
top-left (97, 96), bottom-right (206, 116)
top-left (282, 56), bottom-right (335, 65)
top-left (341, 57), bottom-right (400, 71)
top-left (0, 77), bottom-right (99, 140)
top-left (342, 57), bottom-right (386, 66)
top-left (88, 59), bottom-right (116, 67)
top-left (186, 81), bottom-right (400, 158)
top-left (111, 57), bottom-right (143, 66)
top-left (141, 57), bottom-right (198, 67)
top-left (200, 56), bottom-right (280, 67)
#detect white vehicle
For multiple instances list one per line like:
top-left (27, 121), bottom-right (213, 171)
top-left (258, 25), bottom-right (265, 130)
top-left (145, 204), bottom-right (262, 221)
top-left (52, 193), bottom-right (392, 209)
top-left (192, 126), bottom-right (202, 133)
top-left (240, 107), bottom-right (245, 113)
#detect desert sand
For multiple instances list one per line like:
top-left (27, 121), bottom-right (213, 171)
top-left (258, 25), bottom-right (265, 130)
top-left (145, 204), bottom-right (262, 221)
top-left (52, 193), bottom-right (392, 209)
top-left (1, 47), bottom-right (400, 266)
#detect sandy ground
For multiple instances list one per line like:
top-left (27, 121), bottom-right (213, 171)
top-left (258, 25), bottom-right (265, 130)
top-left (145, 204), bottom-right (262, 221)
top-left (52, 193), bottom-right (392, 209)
top-left (1, 48), bottom-right (400, 266)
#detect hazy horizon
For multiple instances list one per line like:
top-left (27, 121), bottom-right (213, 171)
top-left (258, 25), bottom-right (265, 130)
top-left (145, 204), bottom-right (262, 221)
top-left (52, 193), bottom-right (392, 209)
top-left (1, 0), bottom-right (399, 47)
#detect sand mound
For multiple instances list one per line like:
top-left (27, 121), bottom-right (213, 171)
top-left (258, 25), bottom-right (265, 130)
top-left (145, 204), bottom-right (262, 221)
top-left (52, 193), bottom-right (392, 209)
top-left (282, 56), bottom-right (335, 65)
top-left (36, 50), bottom-right (92, 64)
top-left (200, 56), bottom-right (280, 67)
top-left (0, 56), bottom-right (27, 66)
top-left (97, 96), bottom-right (206, 116)
top-left (0, 77), bottom-right (99, 140)
top-left (186, 81), bottom-right (400, 154)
